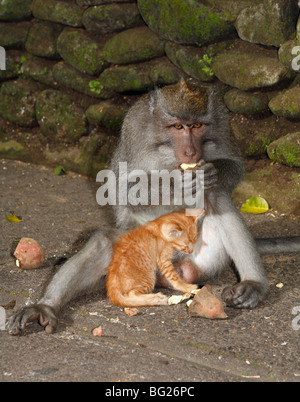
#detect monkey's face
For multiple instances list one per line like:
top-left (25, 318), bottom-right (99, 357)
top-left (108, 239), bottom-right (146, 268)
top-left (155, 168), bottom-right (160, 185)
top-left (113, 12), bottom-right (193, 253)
top-left (152, 79), bottom-right (214, 166)
top-left (166, 121), bottom-right (207, 165)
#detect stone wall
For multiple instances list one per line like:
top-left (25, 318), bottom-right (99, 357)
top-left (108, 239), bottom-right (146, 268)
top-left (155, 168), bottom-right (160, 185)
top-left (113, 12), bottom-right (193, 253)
top-left (0, 0), bottom-right (300, 177)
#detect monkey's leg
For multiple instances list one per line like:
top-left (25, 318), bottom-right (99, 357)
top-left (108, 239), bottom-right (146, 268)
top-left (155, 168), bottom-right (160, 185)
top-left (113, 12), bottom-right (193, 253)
top-left (158, 254), bottom-right (198, 294)
top-left (8, 228), bottom-right (117, 335)
top-left (213, 192), bottom-right (268, 308)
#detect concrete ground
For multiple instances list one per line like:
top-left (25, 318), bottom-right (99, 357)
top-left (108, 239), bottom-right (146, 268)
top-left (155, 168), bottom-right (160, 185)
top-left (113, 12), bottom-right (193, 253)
top-left (0, 159), bottom-right (299, 382)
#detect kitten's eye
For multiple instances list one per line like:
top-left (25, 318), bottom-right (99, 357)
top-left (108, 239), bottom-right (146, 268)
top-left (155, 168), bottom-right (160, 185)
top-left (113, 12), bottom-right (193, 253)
top-left (174, 124), bottom-right (183, 130)
top-left (193, 123), bottom-right (201, 128)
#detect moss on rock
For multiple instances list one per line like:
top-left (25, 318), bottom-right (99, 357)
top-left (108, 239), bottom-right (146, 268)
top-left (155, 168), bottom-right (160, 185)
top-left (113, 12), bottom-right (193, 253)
top-left (35, 89), bottom-right (87, 143)
top-left (213, 48), bottom-right (294, 91)
top-left (103, 26), bottom-right (165, 64)
top-left (57, 29), bottom-right (106, 75)
top-left (32, 0), bottom-right (83, 27)
top-left (267, 132), bottom-right (300, 167)
top-left (25, 21), bottom-right (63, 59)
top-left (0, 79), bottom-right (41, 127)
top-left (165, 41), bottom-right (237, 82)
top-left (22, 56), bottom-right (59, 88)
top-left (137, 0), bottom-right (233, 45)
top-left (0, 0), bottom-right (32, 21)
top-left (44, 131), bottom-right (118, 176)
top-left (99, 57), bottom-right (181, 93)
top-left (269, 86), bottom-right (300, 119)
top-left (224, 88), bottom-right (269, 114)
top-left (82, 3), bottom-right (142, 34)
top-left (0, 21), bottom-right (31, 48)
top-left (0, 50), bottom-right (23, 81)
top-left (53, 62), bottom-right (113, 99)
top-left (235, 0), bottom-right (298, 47)
top-left (85, 100), bottom-right (129, 130)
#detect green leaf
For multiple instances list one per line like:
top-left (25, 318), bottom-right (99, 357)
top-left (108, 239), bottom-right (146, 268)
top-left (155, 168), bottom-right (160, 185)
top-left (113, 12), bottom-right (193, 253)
top-left (54, 166), bottom-right (66, 175)
top-left (240, 197), bottom-right (269, 214)
top-left (5, 212), bottom-right (22, 222)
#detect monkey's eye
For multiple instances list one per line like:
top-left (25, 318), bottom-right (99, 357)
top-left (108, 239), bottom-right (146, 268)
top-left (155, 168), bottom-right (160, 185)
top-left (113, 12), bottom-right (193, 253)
top-left (174, 124), bottom-right (183, 130)
top-left (192, 123), bottom-right (202, 128)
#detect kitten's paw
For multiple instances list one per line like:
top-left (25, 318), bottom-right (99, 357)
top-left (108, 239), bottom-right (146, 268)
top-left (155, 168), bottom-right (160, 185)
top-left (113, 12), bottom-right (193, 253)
top-left (153, 292), bottom-right (169, 305)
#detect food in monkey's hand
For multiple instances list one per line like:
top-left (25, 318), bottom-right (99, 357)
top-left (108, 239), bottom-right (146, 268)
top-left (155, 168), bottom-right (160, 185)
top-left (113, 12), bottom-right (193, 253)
top-left (14, 237), bottom-right (46, 269)
top-left (188, 285), bottom-right (228, 319)
top-left (180, 159), bottom-right (205, 171)
top-left (180, 163), bottom-right (197, 170)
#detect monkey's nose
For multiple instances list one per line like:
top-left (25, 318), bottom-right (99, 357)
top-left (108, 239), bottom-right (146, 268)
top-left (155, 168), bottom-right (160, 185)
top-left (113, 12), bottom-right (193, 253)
top-left (185, 148), bottom-right (196, 158)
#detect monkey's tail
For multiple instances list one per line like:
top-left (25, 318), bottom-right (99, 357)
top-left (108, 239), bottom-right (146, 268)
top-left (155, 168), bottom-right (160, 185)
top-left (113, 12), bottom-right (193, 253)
top-left (256, 236), bottom-right (300, 254)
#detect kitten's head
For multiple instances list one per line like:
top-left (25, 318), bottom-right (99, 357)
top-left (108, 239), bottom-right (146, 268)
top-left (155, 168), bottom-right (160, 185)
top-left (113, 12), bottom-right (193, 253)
top-left (160, 209), bottom-right (204, 254)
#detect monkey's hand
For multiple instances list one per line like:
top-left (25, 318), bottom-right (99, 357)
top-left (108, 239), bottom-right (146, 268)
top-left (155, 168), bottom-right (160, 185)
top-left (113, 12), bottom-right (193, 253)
top-left (182, 162), bottom-right (218, 200)
top-left (222, 280), bottom-right (267, 309)
top-left (7, 304), bottom-right (58, 335)
top-left (199, 162), bottom-right (218, 190)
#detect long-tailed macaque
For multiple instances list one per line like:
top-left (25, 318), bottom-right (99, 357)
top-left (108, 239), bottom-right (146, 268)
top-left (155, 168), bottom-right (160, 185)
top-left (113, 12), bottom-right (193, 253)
top-left (8, 79), bottom-right (300, 334)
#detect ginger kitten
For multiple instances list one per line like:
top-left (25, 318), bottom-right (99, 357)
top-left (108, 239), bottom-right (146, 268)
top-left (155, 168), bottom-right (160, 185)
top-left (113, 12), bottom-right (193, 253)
top-left (106, 209), bottom-right (204, 307)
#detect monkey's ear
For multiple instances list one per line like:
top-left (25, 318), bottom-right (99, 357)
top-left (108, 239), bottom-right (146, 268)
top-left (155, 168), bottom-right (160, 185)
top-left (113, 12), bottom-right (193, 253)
top-left (161, 223), bottom-right (182, 240)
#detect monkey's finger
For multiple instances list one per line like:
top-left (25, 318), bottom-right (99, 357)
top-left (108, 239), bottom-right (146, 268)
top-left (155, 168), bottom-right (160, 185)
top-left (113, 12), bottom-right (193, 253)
top-left (8, 307), bottom-right (39, 335)
top-left (8, 304), bottom-right (58, 335)
top-left (38, 305), bottom-right (58, 333)
top-left (203, 176), bottom-right (218, 190)
top-left (196, 159), bottom-right (206, 167)
top-left (7, 312), bottom-right (24, 335)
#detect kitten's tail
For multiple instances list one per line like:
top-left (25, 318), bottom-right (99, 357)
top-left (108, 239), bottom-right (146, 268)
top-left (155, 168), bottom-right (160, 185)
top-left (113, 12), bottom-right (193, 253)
top-left (107, 283), bottom-right (168, 307)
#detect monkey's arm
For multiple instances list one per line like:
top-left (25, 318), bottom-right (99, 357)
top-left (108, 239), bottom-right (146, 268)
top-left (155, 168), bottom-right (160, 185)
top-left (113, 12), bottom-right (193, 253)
top-left (213, 159), bottom-right (244, 193)
top-left (208, 190), bottom-right (268, 308)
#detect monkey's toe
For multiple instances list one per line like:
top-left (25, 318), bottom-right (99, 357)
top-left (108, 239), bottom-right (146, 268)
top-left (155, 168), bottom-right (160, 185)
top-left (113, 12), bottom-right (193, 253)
top-left (222, 280), bottom-right (267, 309)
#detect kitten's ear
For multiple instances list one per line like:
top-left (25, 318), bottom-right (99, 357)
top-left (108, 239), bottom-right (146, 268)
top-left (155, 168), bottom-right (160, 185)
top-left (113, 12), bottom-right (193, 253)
top-left (188, 208), bottom-right (206, 222)
top-left (161, 223), bottom-right (182, 240)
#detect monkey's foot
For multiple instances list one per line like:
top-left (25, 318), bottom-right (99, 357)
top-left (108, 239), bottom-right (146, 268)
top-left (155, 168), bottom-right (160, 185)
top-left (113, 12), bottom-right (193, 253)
top-left (222, 280), bottom-right (267, 309)
top-left (7, 304), bottom-right (58, 335)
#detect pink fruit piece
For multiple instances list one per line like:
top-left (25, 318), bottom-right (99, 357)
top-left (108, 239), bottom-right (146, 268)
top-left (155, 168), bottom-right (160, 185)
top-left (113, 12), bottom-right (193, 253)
top-left (92, 326), bottom-right (103, 336)
top-left (188, 285), bottom-right (228, 319)
top-left (14, 237), bottom-right (46, 269)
